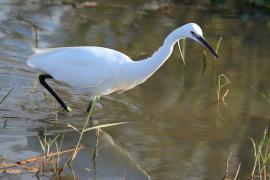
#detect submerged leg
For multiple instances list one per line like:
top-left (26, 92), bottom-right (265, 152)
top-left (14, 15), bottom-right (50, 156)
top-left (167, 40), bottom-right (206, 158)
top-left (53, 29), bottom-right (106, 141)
top-left (86, 101), bottom-right (93, 113)
top-left (39, 74), bottom-right (71, 112)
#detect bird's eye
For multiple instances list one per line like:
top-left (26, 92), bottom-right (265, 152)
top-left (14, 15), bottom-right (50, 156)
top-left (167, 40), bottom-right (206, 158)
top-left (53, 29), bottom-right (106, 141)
top-left (190, 31), bottom-right (200, 38)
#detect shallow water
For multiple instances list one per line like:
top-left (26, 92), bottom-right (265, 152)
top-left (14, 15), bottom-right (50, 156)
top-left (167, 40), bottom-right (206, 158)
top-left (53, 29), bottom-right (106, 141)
top-left (1, 0), bottom-right (270, 179)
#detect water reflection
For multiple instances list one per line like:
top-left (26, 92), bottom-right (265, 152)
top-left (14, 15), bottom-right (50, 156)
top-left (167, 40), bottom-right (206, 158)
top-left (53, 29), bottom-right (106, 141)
top-left (0, 0), bottom-right (270, 179)
top-left (24, 129), bottom-right (150, 179)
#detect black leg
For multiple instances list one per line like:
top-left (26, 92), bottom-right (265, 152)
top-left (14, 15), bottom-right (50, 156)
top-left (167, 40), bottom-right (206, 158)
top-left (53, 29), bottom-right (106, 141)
top-left (86, 101), bottom-right (93, 113)
top-left (39, 74), bottom-right (71, 112)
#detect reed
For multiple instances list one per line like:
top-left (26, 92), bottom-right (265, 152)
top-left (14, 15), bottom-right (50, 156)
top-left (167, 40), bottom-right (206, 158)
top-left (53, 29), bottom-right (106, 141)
top-left (216, 74), bottom-right (230, 102)
top-left (58, 96), bottom-right (128, 174)
top-left (249, 126), bottom-right (270, 179)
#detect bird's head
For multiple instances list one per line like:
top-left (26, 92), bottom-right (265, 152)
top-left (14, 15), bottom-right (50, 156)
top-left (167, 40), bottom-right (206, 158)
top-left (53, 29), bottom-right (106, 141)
top-left (177, 23), bottom-right (218, 59)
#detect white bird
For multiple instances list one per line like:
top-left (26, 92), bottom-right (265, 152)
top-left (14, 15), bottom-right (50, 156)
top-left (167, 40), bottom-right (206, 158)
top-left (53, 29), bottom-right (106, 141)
top-left (27, 23), bottom-right (218, 112)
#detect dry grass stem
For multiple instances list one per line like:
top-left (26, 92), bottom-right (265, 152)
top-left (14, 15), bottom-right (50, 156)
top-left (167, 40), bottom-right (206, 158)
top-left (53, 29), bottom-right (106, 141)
top-left (223, 152), bottom-right (232, 180)
top-left (16, 146), bottom-right (85, 165)
top-left (177, 39), bottom-right (186, 66)
top-left (0, 146), bottom-right (84, 175)
top-left (233, 162), bottom-right (241, 180)
top-left (217, 74), bottom-right (230, 102)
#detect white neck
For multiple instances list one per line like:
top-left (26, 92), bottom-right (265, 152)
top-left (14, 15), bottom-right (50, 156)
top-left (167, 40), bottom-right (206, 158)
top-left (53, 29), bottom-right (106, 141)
top-left (129, 28), bottom-right (184, 85)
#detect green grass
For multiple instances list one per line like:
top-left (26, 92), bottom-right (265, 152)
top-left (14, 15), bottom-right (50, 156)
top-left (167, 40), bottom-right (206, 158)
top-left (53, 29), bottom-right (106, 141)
top-left (0, 89), bottom-right (13, 105)
top-left (223, 126), bottom-right (270, 179)
top-left (250, 86), bottom-right (270, 105)
top-left (63, 96), bottom-right (128, 166)
top-left (249, 127), bottom-right (270, 179)
top-left (215, 37), bottom-right (223, 54)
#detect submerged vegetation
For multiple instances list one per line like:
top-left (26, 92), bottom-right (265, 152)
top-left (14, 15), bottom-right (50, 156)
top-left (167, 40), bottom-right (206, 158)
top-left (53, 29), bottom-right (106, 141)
top-left (223, 127), bottom-right (270, 179)
top-left (0, 95), bottom-right (128, 178)
top-left (249, 127), bottom-right (270, 179)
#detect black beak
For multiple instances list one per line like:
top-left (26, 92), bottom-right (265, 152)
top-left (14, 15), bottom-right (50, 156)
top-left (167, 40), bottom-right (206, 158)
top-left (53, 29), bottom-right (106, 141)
top-left (191, 32), bottom-right (218, 59)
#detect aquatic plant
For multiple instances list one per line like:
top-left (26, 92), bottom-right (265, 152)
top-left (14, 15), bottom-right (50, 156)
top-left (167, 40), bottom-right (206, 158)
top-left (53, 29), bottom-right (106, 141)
top-left (0, 89), bottom-right (12, 105)
top-left (250, 86), bottom-right (270, 105)
top-left (59, 96), bottom-right (128, 174)
top-left (249, 126), bottom-right (270, 179)
top-left (0, 95), bottom-right (128, 177)
top-left (222, 126), bottom-right (270, 179)
top-left (222, 152), bottom-right (241, 180)
top-left (216, 74), bottom-right (230, 102)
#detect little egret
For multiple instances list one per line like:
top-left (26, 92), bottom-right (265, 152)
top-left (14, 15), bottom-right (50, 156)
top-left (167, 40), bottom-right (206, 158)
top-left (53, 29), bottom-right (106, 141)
top-left (27, 23), bottom-right (218, 112)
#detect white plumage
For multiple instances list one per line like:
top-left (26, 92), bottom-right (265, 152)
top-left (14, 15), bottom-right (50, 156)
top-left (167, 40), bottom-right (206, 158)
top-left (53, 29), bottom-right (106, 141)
top-left (27, 23), bottom-right (218, 111)
top-left (28, 47), bottom-right (135, 97)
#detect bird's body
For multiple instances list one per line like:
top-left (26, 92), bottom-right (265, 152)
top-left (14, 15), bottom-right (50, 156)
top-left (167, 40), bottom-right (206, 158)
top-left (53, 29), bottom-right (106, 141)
top-left (29, 46), bottom-right (135, 98)
top-left (28, 46), bottom-right (165, 99)
top-left (27, 23), bottom-right (218, 111)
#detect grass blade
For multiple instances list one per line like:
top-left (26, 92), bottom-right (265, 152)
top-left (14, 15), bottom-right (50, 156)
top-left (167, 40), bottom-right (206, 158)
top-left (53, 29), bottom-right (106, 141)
top-left (177, 39), bottom-right (186, 66)
top-left (83, 122), bottom-right (129, 133)
top-left (215, 37), bottom-right (222, 54)
top-left (0, 89), bottom-right (13, 104)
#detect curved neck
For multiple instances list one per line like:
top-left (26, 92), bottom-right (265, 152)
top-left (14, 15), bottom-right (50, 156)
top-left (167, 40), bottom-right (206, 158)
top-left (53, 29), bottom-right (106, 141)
top-left (132, 29), bottom-right (184, 83)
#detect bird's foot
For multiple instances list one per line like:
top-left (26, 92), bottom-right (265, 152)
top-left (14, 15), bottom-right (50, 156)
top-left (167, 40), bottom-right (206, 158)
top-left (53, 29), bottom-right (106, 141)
top-left (66, 106), bottom-right (72, 112)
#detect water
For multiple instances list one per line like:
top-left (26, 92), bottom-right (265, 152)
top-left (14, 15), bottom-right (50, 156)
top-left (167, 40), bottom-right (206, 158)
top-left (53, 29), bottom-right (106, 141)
top-left (0, 0), bottom-right (270, 179)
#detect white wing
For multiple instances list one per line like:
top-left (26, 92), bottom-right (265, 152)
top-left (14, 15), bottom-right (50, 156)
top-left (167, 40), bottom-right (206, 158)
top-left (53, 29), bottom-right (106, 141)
top-left (27, 46), bottom-right (133, 92)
